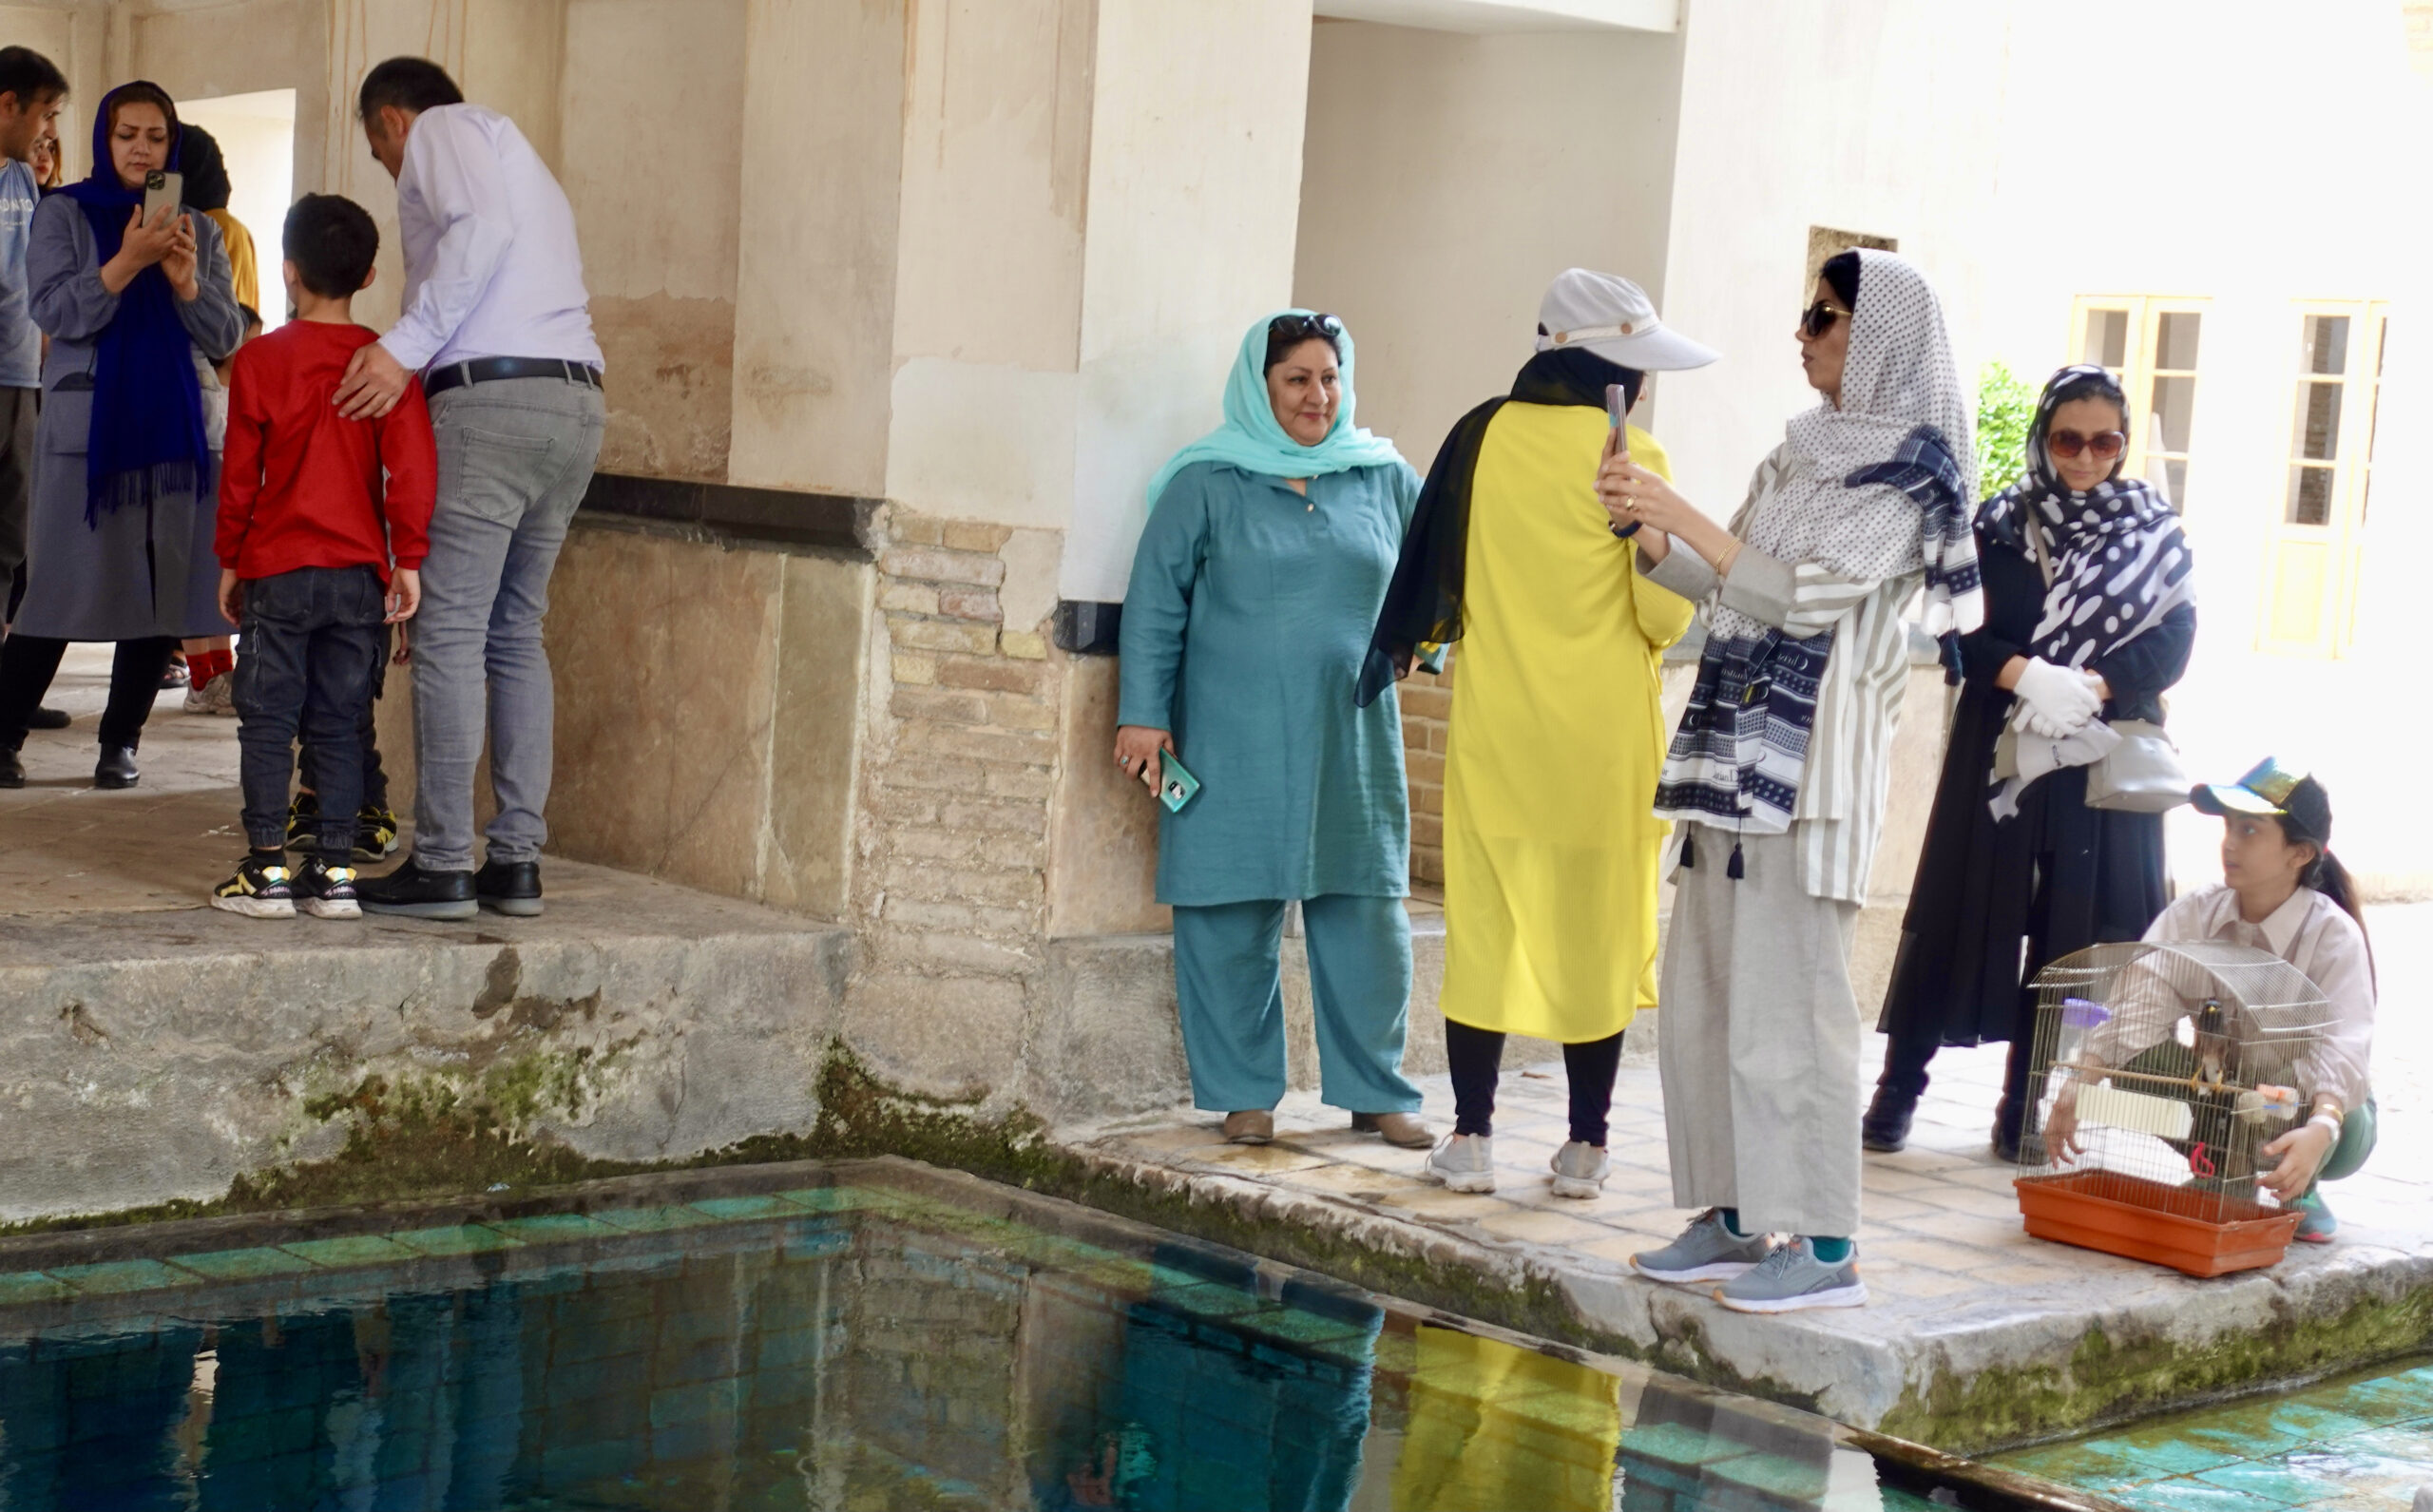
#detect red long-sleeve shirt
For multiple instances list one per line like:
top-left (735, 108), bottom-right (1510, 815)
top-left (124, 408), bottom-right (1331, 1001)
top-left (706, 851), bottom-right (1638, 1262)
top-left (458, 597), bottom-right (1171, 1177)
top-left (217, 321), bottom-right (436, 583)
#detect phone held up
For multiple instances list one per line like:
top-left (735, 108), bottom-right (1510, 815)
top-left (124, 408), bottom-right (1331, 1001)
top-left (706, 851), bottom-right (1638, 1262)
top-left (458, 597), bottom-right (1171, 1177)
top-left (142, 170), bottom-right (183, 224)
top-left (1605, 382), bottom-right (1640, 541)
top-left (1137, 748), bottom-right (1202, 814)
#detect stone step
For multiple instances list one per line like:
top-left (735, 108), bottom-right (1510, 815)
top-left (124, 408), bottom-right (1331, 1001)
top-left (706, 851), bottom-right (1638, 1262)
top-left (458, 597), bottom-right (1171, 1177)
top-left (0, 859), bottom-right (852, 1224)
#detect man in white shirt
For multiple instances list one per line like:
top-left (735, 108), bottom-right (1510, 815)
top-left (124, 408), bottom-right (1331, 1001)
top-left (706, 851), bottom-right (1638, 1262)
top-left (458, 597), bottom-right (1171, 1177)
top-left (337, 57), bottom-right (604, 922)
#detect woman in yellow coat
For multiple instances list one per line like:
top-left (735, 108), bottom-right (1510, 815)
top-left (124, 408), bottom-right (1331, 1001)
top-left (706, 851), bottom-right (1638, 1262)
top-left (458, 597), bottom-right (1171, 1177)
top-left (1365, 269), bottom-right (1717, 1199)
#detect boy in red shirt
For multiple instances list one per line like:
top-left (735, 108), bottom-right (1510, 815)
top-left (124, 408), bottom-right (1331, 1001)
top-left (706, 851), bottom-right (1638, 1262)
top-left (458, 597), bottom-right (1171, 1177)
top-left (211, 194), bottom-right (435, 918)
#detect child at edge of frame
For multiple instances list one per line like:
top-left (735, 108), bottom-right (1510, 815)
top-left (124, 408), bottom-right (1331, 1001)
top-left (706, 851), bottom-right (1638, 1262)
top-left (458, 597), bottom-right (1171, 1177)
top-left (208, 192), bottom-right (434, 920)
top-left (2044, 759), bottom-right (2378, 1242)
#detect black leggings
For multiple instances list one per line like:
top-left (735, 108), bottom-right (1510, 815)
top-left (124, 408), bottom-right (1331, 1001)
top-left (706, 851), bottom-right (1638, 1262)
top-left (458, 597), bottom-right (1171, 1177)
top-left (0, 634), bottom-right (178, 750)
top-left (1445, 1018), bottom-right (1627, 1146)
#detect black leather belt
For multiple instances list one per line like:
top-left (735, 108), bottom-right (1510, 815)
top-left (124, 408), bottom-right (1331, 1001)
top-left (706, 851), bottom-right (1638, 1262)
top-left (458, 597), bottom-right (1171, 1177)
top-left (423, 357), bottom-right (603, 396)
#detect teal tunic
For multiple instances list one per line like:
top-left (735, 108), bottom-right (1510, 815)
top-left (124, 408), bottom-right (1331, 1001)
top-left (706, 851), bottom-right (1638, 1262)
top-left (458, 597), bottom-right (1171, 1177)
top-left (1119, 459), bottom-right (1420, 906)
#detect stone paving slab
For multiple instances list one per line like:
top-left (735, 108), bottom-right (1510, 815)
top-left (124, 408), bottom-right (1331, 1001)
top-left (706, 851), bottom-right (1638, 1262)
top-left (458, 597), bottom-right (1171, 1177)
top-left (1062, 989), bottom-right (2433, 1453)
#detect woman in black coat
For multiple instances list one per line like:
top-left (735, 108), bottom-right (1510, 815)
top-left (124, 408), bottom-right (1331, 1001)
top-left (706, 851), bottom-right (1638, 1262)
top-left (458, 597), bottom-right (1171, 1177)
top-left (1867, 365), bottom-right (2196, 1158)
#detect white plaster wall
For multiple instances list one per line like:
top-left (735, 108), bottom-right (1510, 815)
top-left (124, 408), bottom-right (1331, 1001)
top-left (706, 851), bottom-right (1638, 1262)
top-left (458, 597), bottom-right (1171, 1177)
top-left (728, 0), bottom-right (904, 496)
top-left (1655, 0), bottom-right (2012, 526)
top-left (882, 0), bottom-right (1092, 527)
top-left (0, 5), bottom-right (90, 177)
top-left (561, 0), bottom-right (742, 479)
top-left (1063, 0), bottom-right (1318, 603)
top-left (1657, 0), bottom-right (2433, 886)
top-left (1293, 18), bottom-right (1684, 473)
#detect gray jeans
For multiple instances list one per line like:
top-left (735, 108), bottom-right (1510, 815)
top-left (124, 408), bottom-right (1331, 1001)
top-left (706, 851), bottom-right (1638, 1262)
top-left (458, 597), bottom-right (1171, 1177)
top-left (412, 376), bottom-right (605, 871)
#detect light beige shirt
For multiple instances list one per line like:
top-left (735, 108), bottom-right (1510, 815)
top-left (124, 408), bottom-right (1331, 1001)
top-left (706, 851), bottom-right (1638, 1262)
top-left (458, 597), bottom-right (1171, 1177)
top-left (2081, 885), bottom-right (2375, 1112)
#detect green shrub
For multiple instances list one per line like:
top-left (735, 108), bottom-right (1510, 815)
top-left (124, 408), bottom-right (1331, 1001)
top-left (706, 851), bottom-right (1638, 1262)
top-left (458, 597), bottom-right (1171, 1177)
top-left (1977, 361), bottom-right (2037, 498)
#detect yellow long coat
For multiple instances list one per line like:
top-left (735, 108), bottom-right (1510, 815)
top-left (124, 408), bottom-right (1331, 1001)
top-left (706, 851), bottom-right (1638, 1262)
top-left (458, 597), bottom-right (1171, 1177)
top-left (1439, 405), bottom-right (1694, 1043)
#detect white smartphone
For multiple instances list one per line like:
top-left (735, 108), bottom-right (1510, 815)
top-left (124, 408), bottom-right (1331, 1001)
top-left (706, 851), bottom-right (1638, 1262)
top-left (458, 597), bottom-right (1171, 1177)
top-left (142, 170), bottom-right (183, 223)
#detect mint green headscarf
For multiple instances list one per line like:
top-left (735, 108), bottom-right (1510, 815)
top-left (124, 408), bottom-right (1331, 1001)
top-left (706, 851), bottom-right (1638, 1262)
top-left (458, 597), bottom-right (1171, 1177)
top-left (1145, 310), bottom-right (1408, 509)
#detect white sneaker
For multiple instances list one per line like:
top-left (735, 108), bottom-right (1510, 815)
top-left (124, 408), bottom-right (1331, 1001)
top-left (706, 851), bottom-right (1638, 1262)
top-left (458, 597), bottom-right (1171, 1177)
top-left (1424, 1133), bottom-right (1496, 1194)
top-left (1549, 1140), bottom-right (1610, 1198)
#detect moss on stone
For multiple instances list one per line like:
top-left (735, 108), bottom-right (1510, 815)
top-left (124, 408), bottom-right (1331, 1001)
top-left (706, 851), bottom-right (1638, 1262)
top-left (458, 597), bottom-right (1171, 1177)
top-left (1883, 1284), bottom-right (2433, 1453)
top-left (8, 1037), bottom-right (2426, 1459)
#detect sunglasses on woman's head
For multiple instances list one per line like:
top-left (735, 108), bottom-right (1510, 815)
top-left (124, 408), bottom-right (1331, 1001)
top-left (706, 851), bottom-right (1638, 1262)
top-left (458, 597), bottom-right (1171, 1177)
top-left (1799, 300), bottom-right (1850, 339)
top-left (2047, 429), bottom-right (2126, 461)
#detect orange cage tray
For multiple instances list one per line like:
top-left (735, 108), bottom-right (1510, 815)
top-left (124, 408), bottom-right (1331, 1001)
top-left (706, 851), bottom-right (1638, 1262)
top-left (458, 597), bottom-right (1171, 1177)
top-left (2014, 1169), bottom-right (2305, 1277)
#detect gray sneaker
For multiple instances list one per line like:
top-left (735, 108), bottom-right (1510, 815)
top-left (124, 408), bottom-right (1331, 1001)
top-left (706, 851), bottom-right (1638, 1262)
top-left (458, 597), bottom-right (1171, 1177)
top-left (1632, 1208), bottom-right (1774, 1284)
top-left (1549, 1141), bottom-right (1610, 1199)
top-left (1423, 1134), bottom-right (1496, 1194)
top-left (1715, 1237), bottom-right (1868, 1313)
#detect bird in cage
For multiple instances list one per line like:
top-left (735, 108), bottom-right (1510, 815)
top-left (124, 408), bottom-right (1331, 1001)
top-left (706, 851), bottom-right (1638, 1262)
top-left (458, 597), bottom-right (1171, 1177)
top-left (2012, 940), bottom-right (2344, 1275)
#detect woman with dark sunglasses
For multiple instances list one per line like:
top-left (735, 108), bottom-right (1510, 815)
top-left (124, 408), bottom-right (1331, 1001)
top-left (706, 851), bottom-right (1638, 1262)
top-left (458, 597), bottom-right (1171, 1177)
top-left (1593, 249), bottom-right (1983, 1312)
top-left (1865, 364), bottom-right (2196, 1160)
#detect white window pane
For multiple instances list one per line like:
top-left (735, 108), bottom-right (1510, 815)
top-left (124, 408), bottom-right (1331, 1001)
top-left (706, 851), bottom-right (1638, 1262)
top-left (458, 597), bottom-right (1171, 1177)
top-left (2288, 466), bottom-right (2335, 526)
top-left (2300, 315), bottom-right (2350, 376)
top-left (2155, 312), bottom-right (2202, 371)
top-left (2081, 309), bottom-right (2129, 369)
top-left (2292, 381), bottom-right (2344, 462)
top-left (2149, 375), bottom-right (2196, 452)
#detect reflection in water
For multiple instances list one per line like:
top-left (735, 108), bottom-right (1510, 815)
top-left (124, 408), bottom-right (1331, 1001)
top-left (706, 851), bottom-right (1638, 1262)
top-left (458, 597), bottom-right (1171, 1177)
top-left (0, 1186), bottom-right (1993, 1510)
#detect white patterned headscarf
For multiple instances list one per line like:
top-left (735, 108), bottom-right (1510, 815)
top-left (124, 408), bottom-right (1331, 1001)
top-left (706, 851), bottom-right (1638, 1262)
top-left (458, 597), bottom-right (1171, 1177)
top-left (1713, 248), bottom-right (1983, 644)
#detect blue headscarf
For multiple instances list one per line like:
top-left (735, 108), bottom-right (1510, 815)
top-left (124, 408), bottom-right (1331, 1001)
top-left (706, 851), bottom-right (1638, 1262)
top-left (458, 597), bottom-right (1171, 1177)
top-left (1145, 310), bottom-right (1406, 509)
top-left (57, 82), bottom-right (211, 526)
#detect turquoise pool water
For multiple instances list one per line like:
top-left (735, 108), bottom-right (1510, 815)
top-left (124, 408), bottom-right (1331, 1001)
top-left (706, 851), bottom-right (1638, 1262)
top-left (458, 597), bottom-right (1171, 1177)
top-left (1991, 1355), bottom-right (2433, 1511)
top-left (0, 1163), bottom-right (2079, 1510)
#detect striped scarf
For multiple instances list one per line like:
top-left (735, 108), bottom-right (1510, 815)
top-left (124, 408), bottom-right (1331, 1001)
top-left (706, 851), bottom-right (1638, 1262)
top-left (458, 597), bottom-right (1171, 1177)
top-left (1655, 252), bottom-right (1979, 846)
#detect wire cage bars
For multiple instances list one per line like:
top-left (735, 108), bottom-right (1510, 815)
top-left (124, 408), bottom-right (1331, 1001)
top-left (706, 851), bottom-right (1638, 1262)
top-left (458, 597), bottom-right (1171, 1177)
top-left (2013, 942), bottom-right (2340, 1276)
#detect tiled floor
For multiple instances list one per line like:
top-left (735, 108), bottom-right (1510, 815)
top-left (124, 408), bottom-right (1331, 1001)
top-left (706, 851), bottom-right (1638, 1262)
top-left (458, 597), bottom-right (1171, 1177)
top-left (1071, 930), bottom-right (2433, 1442)
top-left (1081, 1014), bottom-right (2433, 1331)
top-left (1991, 1358), bottom-right (2433, 1511)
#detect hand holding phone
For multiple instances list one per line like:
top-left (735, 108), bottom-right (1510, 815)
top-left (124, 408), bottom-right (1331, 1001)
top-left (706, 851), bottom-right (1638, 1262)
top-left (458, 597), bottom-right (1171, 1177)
top-left (142, 169), bottom-right (183, 223)
top-left (1604, 383), bottom-right (1640, 540)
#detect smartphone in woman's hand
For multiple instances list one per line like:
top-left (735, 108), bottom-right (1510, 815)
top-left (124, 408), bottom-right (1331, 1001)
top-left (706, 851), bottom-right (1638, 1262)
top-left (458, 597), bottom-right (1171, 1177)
top-left (1605, 383), bottom-right (1640, 540)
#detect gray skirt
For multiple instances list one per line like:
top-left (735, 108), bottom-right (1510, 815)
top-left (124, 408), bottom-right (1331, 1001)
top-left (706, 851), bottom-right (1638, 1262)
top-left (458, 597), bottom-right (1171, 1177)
top-left (12, 388), bottom-right (230, 641)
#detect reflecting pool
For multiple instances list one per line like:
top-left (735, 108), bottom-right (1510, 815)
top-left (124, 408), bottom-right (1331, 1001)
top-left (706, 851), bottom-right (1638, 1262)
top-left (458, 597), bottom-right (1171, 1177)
top-left (1992, 1354), bottom-right (2433, 1512)
top-left (0, 1161), bottom-right (2089, 1510)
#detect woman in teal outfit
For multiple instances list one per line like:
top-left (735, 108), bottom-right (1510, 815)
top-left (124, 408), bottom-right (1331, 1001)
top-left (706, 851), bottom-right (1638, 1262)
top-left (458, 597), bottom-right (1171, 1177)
top-left (1116, 311), bottom-right (1430, 1149)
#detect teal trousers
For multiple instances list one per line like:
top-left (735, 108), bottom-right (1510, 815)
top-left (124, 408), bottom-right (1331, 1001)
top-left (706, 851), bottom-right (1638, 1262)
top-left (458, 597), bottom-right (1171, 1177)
top-left (1172, 895), bottom-right (1422, 1115)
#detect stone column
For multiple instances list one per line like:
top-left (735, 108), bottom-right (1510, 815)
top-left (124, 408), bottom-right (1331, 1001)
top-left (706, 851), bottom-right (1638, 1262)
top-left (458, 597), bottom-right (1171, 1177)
top-left (823, 0), bottom-right (1321, 1110)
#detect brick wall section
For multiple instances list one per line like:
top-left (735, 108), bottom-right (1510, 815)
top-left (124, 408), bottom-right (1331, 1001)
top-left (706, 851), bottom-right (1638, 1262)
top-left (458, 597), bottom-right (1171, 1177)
top-left (1399, 658), bottom-right (1452, 888)
top-left (856, 513), bottom-right (1061, 1013)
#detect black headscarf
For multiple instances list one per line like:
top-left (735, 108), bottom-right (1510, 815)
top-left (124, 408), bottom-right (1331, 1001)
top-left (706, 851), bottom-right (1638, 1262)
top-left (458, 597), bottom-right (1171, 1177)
top-left (178, 123), bottom-right (231, 212)
top-left (1356, 346), bottom-right (1640, 704)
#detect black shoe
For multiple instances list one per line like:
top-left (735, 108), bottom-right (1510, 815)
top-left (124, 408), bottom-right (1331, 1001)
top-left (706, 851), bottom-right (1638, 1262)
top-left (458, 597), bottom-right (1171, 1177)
top-left (357, 858), bottom-right (478, 920)
top-left (286, 789), bottom-right (320, 851)
top-left (1862, 1084), bottom-right (1917, 1153)
top-left (0, 746), bottom-right (22, 789)
top-left (1991, 1118), bottom-right (2031, 1165)
top-left (474, 857), bottom-right (544, 917)
top-left (93, 744), bottom-right (139, 789)
top-left (27, 706), bottom-right (69, 730)
top-left (292, 854), bottom-right (363, 920)
top-left (209, 853), bottom-right (297, 918)
top-left (356, 803), bottom-right (400, 861)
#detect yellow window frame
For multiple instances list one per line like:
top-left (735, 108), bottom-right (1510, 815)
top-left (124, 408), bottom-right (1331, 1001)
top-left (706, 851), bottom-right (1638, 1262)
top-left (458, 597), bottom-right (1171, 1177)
top-left (2064, 296), bottom-right (2209, 511)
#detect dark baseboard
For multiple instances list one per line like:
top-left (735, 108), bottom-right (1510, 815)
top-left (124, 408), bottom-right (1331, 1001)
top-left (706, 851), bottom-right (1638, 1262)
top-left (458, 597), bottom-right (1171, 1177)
top-left (579, 472), bottom-right (878, 558)
top-left (1055, 601), bottom-right (1121, 656)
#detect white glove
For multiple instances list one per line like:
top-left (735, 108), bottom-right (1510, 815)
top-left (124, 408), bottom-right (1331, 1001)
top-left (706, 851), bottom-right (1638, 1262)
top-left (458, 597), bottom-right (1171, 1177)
top-left (2012, 657), bottom-right (2103, 737)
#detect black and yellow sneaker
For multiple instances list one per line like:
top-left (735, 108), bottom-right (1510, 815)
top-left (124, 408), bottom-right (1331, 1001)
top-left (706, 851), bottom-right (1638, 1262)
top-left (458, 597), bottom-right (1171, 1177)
top-left (355, 803), bottom-right (400, 861)
top-left (210, 853), bottom-right (297, 919)
top-left (292, 855), bottom-right (362, 920)
top-left (286, 790), bottom-right (321, 851)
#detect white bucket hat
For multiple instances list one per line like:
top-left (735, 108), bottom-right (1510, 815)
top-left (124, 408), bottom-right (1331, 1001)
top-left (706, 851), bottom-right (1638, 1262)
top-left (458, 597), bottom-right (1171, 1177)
top-left (1535, 268), bottom-right (1719, 372)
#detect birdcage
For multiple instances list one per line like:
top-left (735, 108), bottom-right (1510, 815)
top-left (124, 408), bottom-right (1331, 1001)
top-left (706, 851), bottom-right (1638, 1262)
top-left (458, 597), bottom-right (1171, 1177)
top-left (2012, 942), bottom-right (2336, 1276)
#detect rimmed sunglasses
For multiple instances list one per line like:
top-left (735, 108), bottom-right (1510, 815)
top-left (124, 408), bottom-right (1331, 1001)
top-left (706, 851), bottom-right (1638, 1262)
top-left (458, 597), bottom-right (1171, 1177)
top-left (2047, 428), bottom-right (2126, 461)
top-left (1799, 299), bottom-right (1850, 339)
